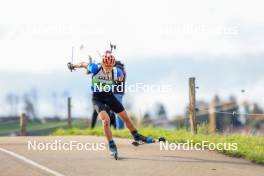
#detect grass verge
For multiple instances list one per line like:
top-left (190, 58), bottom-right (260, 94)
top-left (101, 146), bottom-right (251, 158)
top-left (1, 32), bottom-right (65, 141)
top-left (0, 119), bottom-right (88, 136)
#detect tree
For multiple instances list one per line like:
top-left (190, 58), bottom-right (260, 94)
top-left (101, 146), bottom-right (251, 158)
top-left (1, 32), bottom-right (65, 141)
top-left (23, 93), bottom-right (37, 119)
top-left (155, 102), bottom-right (167, 119)
top-left (252, 103), bottom-right (263, 114)
top-left (5, 93), bottom-right (19, 117)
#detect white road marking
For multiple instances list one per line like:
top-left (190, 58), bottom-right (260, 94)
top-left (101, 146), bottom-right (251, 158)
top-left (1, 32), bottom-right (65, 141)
top-left (0, 147), bottom-right (65, 176)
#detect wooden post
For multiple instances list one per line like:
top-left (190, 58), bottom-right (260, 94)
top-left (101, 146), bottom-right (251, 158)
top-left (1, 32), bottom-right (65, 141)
top-left (189, 77), bottom-right (197, 134)
top-left (20, 113), bottom-right (27, 136)
top-left (209, 98), bottom-right (217, 134)
top-left (67, 97), bottom-right (72, 128)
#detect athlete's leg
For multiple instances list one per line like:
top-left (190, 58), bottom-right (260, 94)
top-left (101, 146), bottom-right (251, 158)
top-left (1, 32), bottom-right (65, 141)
top-left (98, 111), bottom-right (113, 141)
top-left (92, 95), bottom-right (118, 156)
top-left (117, 110), bottom-right (136, 132)
top-left (106, 105), bottom-right (116, 129)
top-left (99, 111), bottom-right (117, 156)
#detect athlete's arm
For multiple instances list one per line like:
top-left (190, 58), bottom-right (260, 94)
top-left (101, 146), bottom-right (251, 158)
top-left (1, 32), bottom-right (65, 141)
top-left (72, 62), bottom-right (88, 69)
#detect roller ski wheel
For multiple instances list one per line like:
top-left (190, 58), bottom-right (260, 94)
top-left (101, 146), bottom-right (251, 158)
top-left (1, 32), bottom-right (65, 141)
top-left (158, 137), bottom-right (166, 142)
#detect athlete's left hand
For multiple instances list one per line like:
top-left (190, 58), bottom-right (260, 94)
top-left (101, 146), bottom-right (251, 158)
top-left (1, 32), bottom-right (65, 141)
top-left (67, 62), bottom-right (75, 72)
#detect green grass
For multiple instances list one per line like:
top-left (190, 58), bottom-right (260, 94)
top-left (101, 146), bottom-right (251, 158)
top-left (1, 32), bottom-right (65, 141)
top-left (0, 119), bottom-right (88, 136)
top-left (52, 127), bottom-right (264, 165)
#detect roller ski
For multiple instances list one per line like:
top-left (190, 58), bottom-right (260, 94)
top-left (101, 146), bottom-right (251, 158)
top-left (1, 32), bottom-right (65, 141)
top-left (109, 141), bottom-right (118, 160)
top-left (132, 133), bottom-right (166, 146)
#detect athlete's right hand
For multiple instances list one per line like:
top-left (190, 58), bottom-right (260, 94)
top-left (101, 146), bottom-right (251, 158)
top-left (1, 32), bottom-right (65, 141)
top-left (67, 62), bottom-right (75, 72)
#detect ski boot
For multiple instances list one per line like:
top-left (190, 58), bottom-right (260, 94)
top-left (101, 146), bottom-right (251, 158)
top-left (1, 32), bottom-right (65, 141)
top-left (132, 133), bottom-right (154, 146)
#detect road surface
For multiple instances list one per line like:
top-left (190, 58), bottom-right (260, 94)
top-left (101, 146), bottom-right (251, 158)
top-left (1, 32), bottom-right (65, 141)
top-left (0, 136), bottom-right (263, 176)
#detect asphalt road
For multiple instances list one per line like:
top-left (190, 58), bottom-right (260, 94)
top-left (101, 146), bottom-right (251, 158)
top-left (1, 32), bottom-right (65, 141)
top-left (0, 136), bottom-right (263, 176)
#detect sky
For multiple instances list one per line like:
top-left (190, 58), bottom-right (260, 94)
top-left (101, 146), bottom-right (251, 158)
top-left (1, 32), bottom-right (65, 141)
top-left (0, 0), bottom-right (264, 118)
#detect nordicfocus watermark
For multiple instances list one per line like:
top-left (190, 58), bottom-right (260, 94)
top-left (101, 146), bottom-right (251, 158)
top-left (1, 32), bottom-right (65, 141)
top-left (28, 140), bottom-right (106, 151)
top-left (93, 82), bottom-right (173, 93)
top-left (160, 140), bottom-right (238, 151)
